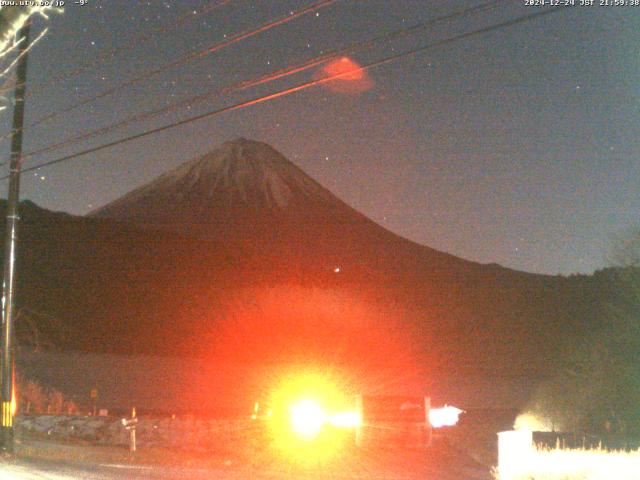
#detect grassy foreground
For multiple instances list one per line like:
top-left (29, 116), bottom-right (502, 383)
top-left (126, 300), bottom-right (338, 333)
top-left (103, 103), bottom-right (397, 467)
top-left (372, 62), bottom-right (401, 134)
top-left (495, 444), bottom-right (640, 480)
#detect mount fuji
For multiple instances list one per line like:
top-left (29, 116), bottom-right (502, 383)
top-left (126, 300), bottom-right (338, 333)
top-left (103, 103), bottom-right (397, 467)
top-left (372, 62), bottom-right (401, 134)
top-left (0, 139), bottom-right (611, 380)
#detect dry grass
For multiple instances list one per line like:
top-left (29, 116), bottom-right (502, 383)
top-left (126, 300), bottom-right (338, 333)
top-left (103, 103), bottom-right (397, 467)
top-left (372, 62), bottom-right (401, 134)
top-left (495, 443), bottom-right (640, 480)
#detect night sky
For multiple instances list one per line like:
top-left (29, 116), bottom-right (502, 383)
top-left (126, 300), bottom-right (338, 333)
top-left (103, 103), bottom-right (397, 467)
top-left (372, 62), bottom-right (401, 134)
top-left (1, 0), bottom-right (638, 276)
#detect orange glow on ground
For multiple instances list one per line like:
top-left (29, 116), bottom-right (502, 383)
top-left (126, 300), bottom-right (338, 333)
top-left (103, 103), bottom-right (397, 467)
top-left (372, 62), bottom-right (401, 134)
top-left (318, 56), bottom-right (373, 93)
top-left (202, 286), bottom-right (432, 417)
top-left (211, 286), bottom-right (424, 373)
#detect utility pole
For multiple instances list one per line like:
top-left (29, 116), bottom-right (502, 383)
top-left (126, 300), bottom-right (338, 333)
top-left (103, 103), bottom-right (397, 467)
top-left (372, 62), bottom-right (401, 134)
top-left (1, 21), bottom-right (30, 454)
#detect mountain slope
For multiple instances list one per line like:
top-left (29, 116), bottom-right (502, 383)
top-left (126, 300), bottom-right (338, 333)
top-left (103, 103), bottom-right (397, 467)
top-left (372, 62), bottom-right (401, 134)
top-left (0, 139), bottom-right (615, 380)
top-left (90, 138), bottom-right (473, 271)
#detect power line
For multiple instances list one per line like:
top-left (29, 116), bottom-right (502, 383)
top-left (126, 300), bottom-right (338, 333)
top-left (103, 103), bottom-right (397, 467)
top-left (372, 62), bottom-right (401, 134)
top-left (0, 5), bottom-right (569, 181)
top-left (1, 0), bottom-right (338, 142)
top-left (25, 0), bottom-right (234, 97)
top-left (23, 0), bottom-right (506, 160)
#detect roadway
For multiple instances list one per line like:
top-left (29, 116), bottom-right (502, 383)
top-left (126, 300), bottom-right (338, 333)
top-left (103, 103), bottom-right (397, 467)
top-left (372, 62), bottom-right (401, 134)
top-left (0, 456), bottom-right (491, 480)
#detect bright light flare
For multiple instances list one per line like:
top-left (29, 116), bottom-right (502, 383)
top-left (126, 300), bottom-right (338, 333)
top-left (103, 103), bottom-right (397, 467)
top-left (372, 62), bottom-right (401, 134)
top-left (429, 405), bottom-right (463, 428)
top-left (267, 371), bottom-right (355, 465)
top-left (290, 399), bottom-right (325, 440)
top-left (329, 411), bottom-right (361, 429)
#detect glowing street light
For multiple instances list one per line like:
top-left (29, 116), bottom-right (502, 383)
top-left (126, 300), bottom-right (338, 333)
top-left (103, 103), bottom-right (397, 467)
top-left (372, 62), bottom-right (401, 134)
top-left (429, 405), bottom-right (464, 428)
top-left (289, 399), bottom-right (325, 440)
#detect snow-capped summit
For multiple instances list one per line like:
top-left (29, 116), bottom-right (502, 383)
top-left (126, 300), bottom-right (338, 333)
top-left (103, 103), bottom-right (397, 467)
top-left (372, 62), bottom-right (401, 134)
top-left (90, 137), bottom-right (465, 271)
top-left (90, 138), bottom-right (365, 241)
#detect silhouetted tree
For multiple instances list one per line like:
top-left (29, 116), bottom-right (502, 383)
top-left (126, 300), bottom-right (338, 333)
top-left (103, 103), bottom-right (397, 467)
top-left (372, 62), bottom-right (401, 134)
top-left (523, 228), bottom-right (640, 434)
